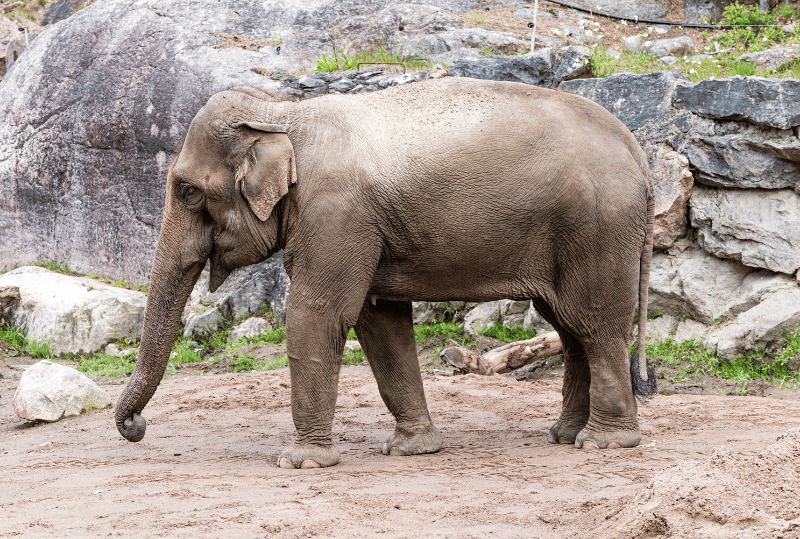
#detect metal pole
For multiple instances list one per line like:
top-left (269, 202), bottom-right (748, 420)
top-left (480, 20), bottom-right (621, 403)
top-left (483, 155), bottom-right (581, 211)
top-left (530, 0), bottom-right (539, 53)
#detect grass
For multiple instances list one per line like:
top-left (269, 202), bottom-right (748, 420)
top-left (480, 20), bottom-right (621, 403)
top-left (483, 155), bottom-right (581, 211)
top-left (414, 321), bottom-right (471, 348)
top-left (0, 327), bottom-right (52, 358)
top-left (466, 12), bottom-right (485, 24)
top-left (479, 322), bottom-right (535, 343)
top-left (315, 46), bottom-right (431, 73)
top-left (74, 352), bottom-right (136, 378)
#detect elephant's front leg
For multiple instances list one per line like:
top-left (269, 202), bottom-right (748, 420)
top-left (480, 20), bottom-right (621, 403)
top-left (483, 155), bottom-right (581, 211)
top-left (355, 299), bottom-right (442, 456)
top-left (278, 299), bottom-right (347, 469)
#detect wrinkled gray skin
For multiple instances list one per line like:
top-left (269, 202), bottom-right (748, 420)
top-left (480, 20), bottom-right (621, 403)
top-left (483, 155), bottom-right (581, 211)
top-left (116, 78), bottom-right (654, 468)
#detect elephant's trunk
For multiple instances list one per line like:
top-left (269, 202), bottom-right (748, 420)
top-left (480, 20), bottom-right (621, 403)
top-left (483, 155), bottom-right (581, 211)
top-left (115, 221), bottom-right (209, 442)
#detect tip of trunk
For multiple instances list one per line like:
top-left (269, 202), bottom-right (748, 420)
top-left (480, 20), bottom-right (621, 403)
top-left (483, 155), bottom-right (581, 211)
top-left (116, 412), bottom-right (147, 442)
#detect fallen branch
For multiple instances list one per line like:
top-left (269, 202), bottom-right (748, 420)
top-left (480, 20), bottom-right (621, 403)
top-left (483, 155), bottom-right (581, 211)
top-left (440, 331), bottom-right (563, 375)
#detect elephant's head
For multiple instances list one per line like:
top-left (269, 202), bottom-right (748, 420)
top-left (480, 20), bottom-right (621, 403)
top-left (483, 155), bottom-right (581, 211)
top-left (115, 88), bottom-right (297, 442)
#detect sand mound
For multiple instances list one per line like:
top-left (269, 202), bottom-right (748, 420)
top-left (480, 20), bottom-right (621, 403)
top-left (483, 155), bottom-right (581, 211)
top-left (609, 428), bottom-right (800, 538)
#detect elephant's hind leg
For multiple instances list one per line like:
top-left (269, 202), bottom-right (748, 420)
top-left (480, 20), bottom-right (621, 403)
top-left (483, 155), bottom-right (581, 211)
top-left (355, 299), bottom-right (442, 456)
top-left (547, 329), bottom-right (591, 445)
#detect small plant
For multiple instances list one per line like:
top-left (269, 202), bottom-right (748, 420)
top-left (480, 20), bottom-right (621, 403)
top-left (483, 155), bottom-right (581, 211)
top-left (314, 45), bottom-right (431, 73)
top-left (343, 348), bottom-right (365, 366)
top-left (730, 60), bottom-right (757, 76)
top-left (74, 353), bottom-right (136, 378)
top-left (414, 321), bottom-right (469, 347)
top-left (0, 327), bottom-right (52, 358)
top-left (479, 322), bottom-right (535, 343)
top-left (172, 340), bottom-right (203, 364)
top-left (466, 12), bottom-right (485, 24)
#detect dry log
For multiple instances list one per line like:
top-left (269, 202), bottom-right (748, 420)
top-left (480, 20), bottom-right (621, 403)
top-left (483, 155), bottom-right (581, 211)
top-left (440, 330), bottom-right (563, 375)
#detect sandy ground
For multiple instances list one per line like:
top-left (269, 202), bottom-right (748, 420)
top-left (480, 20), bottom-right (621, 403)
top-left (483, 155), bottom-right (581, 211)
top-left (2, 363), bottom-right (800, 539)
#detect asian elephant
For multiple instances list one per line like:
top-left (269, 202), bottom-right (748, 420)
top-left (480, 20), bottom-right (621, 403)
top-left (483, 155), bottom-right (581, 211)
top-left (115, 77), bottom-right (655, 469)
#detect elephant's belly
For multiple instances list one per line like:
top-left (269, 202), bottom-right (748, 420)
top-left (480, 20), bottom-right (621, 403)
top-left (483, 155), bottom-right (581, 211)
top-left (367, 263), bottom-right (545, 303)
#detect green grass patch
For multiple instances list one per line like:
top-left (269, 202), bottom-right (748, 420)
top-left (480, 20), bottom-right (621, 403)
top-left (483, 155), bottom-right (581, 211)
top-left (73, 353), bottom-right (136, 378)
top-left (0, 327), bottom-right (52, 358)
top-left (230, 354), bottom-right (288, 372)
top-left (414, 321), bottom-right (470, 347)
top-left (343, 348), bottom-right (365, 366)
top-left (315, 46), bottom-right (431, 73)
top-left (479, 322), bottom-right (535, 343)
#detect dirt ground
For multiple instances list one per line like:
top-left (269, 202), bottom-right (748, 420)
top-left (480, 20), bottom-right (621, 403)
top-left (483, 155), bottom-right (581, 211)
top-left (2, 357), bottom-right (800, 539)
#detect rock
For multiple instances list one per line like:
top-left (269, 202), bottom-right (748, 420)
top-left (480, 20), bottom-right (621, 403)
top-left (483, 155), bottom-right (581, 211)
top-left (297, 74), bottom-right (326, 88)
top-left (344, 340), bottom-right (362, 352)
top-left (684, 130), bottom-right (800, 191)
top-left (523, 304), bottom-right (554, 335)
top-left (411, 301), bottom-right (468, 325)
top-left (551, 23), bottom-right (600, 47)
top-left (0, 14), bottom-right (21, 58)
top-left (500, 300), bottom-right (530, 327)
top-left (229, 317), bottom-right (272, 341)
top-left (643, 36), bottom-right (695, 58)
top-left (690, 186), bottom-right (800, 275)
top-left (463, 301), bottom-right (501, 335)
top-left (658, 56), bottom-right (678, 66)
top-left (633, 314), bottom-right (678, 344)
top-left (13, 360), bottom-right (111, 422)
top-left (328, 78), bottom-right (356, 93)
top-left (648, 248), bottom-right (799, 325)
top-left (0, 266), bottom-right (146, 355)
top-left (624, 35), bottom-right (642, 52)
top-left (673, 77), bottom-right (800, 130)
top-left (673, 319), bottom-right (710, 344)
top-left (0, 0), bottom-right (386, 283)
top-left (181, 305), bottom-right (223, 339)
top-left (738, 45), bottom-right (800, 72)
top-left (399, 27), bottom-right (529, 57)
top-left (593, 0), bottom-right (666, 19)
top-left (186, 252), bottom-right (290, 326)
top-left (0, 285), bottom-right (20, 324)
top-left (41, 0), bottom-right (87, 25)
top-left (645, 143), bottom-right (694, 250)
top-left (446, 46), bottom-right (590, 88)
top-left (705, 287), bottom-right (800, 359)
top-left (560, 71), bottom-right (690, 131)
top-left (684, 0), bottom-right (731, 24)
top-left (412, 302), bottom-right (436, 325)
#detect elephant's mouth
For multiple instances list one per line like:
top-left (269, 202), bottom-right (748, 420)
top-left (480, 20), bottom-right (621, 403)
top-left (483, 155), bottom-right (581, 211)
top-left (209, 249), bottom-right (232, 292)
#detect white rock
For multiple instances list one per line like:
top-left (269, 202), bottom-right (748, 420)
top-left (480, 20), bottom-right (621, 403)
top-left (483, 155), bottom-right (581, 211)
top-left (181, 305), bottom-right (222, 339)
top-left (648, 249), bottom-right (797, 325)
top-left (624, 35), bottom-right (642, 52)
top-left (691, 186), bottom-right (800, 276)
top-left (633, 314), bottom-right (678, 343)
top-left (13, 360), bottom-right (111, 422)
top-left (344, 340), bottom-right (362, 352)
top-left (523, 304), bottom-right (554, 335)
top-left (463, 301), bottom-right (501, 335)
top-left (704, 288), bottom-right (800, 359)
top-left (228, 317), bottom-right (272, 341)
top-left (500, 300), bottom-right (530, 327)
top-left (673, 319), bottom-right (710, 344)
top-left (0, 267), bottom-right (146, 356)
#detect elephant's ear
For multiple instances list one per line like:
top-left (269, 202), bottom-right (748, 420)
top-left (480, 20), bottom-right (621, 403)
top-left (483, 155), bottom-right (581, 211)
top-left (235, 122), bottom-right (297, 222)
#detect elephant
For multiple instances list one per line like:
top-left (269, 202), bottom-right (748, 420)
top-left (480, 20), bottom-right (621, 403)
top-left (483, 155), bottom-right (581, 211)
top-left (115, 77), bottom-right (655, 469)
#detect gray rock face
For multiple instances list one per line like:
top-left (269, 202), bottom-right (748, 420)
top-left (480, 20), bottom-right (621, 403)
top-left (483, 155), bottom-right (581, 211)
top-left (684, 130), bottom-right (800, 191)
top-left (411, 301), bottom-right (467, 325)
top-left (463, 301), bottom-right (501, 335)
top-left (673, 77), bottom-right (800, 130)
top-left (400, 27), bottom-right (529, 57)
top-left (704, 287), bottom-right (800, 359)
top-left (41, 0), bottom-right (87, 26)
top-left (738, 46), bottom-right (800, 72)
top-left (445, 46), bottom-right (590, 88)
top-left (13, 360), bottom-right (111, 422)
top-left (593, 0), bottom-right (666, 19)
top-left (0, 266), bottom-right (147, 355)
top-left (184, 252), bottom-right (290, 337)
top-left (648, 248), bottom-right (798, 325)
top-left (229, 317), bottom-right (273, 341)
top-left (643, 36), bottom-right (695, 58)
top-left (684, 0), bottom-right (734, 24)
top-left (560, 71), bottom-right (689, 131)
top-left (523, 304), bottom-right (553, 335)
top-left (499, 300), bottom-right (530, 327)
top-left (646, 143), bottom-right (694, 249)
top-left (690, 186), bottom-right (800, 275)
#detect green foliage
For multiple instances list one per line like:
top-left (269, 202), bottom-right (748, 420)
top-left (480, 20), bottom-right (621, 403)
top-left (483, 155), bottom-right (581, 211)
top-left (343, 348), bottom-right (365, 366)
top-left (35, 261), bottom-right (78, 276)
top-left (172, 340), bottom-right (203, 364)
top-left (718, 3), bottom-right (785, 52)
top-left (0, 327), bottom-right (52, 358)
top-left (730, 60), bottom-right (757, 76)
top-left (84, 274), bottom-right (148, 293)
top-left (315, 46), bottom-right (431, 73)
top-left (348, 328), bottom-right (358, 340)
top-left (479, 322), bottom-right (535, 343)
top-left (231, 354), bottom-right (288, 372)
top-left (466, 13), bottom-right (485, 24)
top-left (414, 322), bottom-right (470, 347)
top-left (589, 47), bottom-right (661, 78)
top-left (73, 353), bottom-right (136, 378)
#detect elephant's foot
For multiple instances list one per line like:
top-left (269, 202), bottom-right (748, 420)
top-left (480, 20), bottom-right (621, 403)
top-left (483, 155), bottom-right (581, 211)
top-left (383, 423), bottom-right (443, 456)
top-left (278, 444), bottom-right (340, 469)
top-left (547, 416), bottom-right (588, 445)
top-left (575, 423), bottom-right (641, 449)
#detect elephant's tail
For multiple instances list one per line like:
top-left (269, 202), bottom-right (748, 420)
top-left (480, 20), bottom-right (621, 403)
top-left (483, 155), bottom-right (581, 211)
top-left (632, 178), bottom-right (657, 400)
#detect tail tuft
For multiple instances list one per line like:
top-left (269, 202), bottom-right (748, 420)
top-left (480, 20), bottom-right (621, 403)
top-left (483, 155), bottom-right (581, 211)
top-left (631, 352), bottom-right (657, 401)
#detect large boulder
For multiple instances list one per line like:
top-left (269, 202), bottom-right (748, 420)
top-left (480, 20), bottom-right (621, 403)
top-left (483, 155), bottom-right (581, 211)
top-left (690, 186), bottom-right (800, 275)
top-left (0, 266), bottom-right (146, 355)
top-left (646, 143), bottom-right (694, 250)
top-left (673, 77), bottom-right (800, 130)
top-left (41, 0), bottom-right (88, 26)
top-left (13, 360), bottom-right (111, 422)
top-left (648, 248), bottom-right (798, 325)
top-left (592, 0), bottom-right (666, 19)
top-left (559, 71), bottom-right (690, 131)
top-left (443, 46), bottom-right (590, 88)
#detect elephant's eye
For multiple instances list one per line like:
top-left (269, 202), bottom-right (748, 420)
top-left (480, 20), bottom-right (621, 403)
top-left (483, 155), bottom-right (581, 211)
top-left (179, 183), bottom-right (202, 206)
